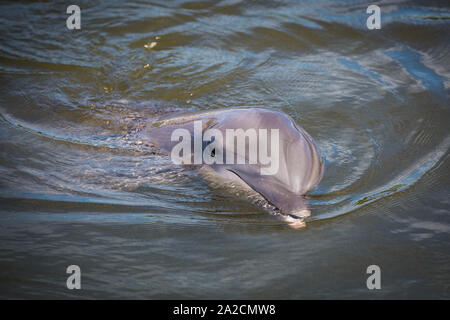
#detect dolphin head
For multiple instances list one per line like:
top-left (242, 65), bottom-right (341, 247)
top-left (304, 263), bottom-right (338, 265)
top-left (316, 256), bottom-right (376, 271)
top-left (145, 107), bottom-right (325, 219)
top-left (201, 108), bottom-right (325, 218)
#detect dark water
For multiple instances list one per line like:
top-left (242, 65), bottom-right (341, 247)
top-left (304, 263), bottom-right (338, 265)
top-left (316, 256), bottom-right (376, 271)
top-left (0, 0), bottom-right (449, 299)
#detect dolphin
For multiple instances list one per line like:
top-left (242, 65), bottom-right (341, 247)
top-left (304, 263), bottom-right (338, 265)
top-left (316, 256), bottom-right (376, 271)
top-left (143, 107), bottom-right (324, 227)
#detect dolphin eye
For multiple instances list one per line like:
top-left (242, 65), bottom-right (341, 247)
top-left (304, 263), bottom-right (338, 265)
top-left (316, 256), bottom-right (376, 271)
top-left (204, 137), bottom-right (216, 158)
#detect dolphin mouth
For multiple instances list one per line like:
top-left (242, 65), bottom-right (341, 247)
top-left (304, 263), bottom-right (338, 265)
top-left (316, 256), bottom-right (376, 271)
top-left (287, 209), bottom-right (311, 219)
top-left (282, 209), bottom-right (310, 229)
top-left (279, 213), bottom-right (307, 229)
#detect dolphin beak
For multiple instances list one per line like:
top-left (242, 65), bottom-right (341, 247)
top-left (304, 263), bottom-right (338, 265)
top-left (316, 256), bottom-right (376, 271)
top-left (226, 168), bottom-right (311, 219)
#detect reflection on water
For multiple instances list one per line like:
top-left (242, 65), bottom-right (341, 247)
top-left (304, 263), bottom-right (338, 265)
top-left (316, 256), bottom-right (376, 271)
top-left (0, 0), bottom-right (449, 299)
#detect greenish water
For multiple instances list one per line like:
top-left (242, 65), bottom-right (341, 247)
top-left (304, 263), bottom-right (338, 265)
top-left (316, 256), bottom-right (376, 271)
top-left (0, 0), bottom-right (449, 299)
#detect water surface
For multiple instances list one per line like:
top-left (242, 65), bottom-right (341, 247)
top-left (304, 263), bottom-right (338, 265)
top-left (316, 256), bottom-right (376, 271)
top-left (0, 0), bottom-right (449, 299)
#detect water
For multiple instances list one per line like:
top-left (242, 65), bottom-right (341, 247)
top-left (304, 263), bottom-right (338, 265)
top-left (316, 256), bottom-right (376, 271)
top-left (0, 0), bottom-right (449, 299)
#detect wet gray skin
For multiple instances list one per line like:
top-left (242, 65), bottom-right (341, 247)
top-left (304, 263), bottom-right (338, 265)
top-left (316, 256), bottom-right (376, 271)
top-left (144, 108), bottom-right (325, 222)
